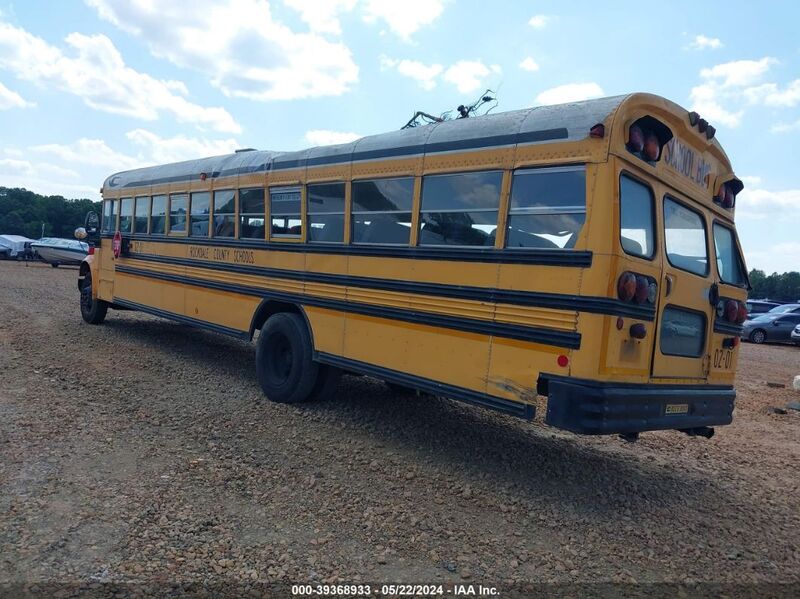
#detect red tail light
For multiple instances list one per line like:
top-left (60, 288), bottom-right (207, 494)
top-left (643, 133), bottom-right (660, 161)
top-left (634, 276), bottom-right (649, 304)
top-left (724, 299), bottom-right (739, 322)
top-left (722, 185), bottom-right (735, 209)
top-left (618, 272), bottom-right (637, 302)
top-left (88, 246), bottom-right (95, 255)
top-left (736, 302), bottom-right (748, 324)
top-left (627, 125), bottom-right (644, 153)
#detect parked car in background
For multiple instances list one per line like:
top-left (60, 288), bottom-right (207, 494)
top-left (743, 305), bottom-right (800, 344)
top-left (791, 324), bottom-right (800, 345)
top-left (746, 300), bottom-right (781, 315)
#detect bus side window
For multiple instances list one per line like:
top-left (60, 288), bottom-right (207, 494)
top-left (239, 188), bottom-right (266, 239)
top-left (151, 195), bottom-right (167, 234)
top-left (506, 166), bottom-right (586, 249)
top-left (307, 183), bottom-right (345, 243)
top-left (134, 196), bottom-right (150, 234)
top-left (619, 175), bottom-right (655, 258)
top-left (270, 187), bottom-right (302, 238)
top-left (213, 190), bottom-right (236, 237)
top-left (119, 198), bottom-right (133, 233)
top-left (352, 178), bottom-right (414, 245)
top-left (418, 171), bottom-right (502, 247)
top-left (169, 194), bottom-right (188, 234)
top-left (190, 191), bottom-right (211, 237)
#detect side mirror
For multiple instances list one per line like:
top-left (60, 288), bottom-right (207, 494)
top-left (85, 211), bottom-right (100, 233)
top-left (74, 227), bottom-right (88, 240)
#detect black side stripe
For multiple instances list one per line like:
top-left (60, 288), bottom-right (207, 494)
top-left (124, 251), bottom-right (654, 321)
top-left (112, 298), bottom-right (250, 339)
top-left (107, 233), bottom-right (594, 267)
top-left (315, 352), bottom-right (535, 420)
top-left (115, 265), bottom-right (582, 349)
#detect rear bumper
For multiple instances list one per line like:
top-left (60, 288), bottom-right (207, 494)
top-left (543, 375), bottom-right (735, 435)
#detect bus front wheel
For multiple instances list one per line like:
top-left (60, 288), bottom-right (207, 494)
top-left (256, 312), bottom-right (339, 403)
top-left (80, 272), bottom-right (108, 324)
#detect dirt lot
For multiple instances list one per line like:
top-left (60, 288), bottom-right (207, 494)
top-left (1, 260), bottom-right (799, 592)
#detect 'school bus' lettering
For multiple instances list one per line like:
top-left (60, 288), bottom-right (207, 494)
top-left (82, 93), bottom-right (748, 441)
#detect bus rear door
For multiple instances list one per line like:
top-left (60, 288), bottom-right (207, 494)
top-left (651, 195), bottom-right (713, 380)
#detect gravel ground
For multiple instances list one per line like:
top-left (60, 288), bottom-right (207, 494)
top-left (1, 261), bottom-right (799, 593)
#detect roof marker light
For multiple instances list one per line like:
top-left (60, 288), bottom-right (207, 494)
top-left (698, 118), bottom-right (709, 133)
top-left (688, 111), bottom-right (700, 126)
top-left (706, 124), bottom-right (716, 140)
top-left (590, 123), bottom-right (605, 138)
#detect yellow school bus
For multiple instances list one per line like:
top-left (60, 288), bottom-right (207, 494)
top-left (76, 93), bottom-right (749, 438)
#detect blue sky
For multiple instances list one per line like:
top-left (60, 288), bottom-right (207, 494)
top-left (0, 0), bottom-right (798, 272)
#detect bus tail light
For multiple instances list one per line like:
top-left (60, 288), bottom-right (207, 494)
top-left (617, 272), bottom-right (637, 302)
top-left (634, 276), bottom-right (649, 304)
top-left (627, 125), bottom-right (644, 153)
top-left (88, 246), bottom-right (95, 255)
top-left (736, 302), bottom-right (748, 324)
top-left (724, 300), bottom-right (739, 322)
top-left (647, 281), bottom-right (658, 304)
top-left (629, 323), bottom-right (647, 339)
top-left (643, 133), bottom-right (660, 161)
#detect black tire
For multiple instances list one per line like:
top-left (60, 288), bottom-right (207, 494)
top-left (307, 364), bottom-right (342, 402)
top-left (51, 262), bottom-right (59, 268)
top-left (80, 273), bottom-right (108, 324)
top-left (750, 329), bottom-right (767, 344)
top-left (256, 313), bottom-right (320, 403)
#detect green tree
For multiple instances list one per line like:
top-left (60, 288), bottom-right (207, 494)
top-left (0, 187), bottom-right (100, 239)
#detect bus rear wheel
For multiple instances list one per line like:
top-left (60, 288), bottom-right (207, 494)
top-left (255, 312), bottom-right (339, 403)
top-left (80, 272), bottom-right (108, 324)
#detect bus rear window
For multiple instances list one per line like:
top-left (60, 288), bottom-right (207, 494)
top-left (664, 197), bottom-right (708, 276)
top-left (619, 175), bottom-right (655, 258)
top-left (713, 224), bottom-right (747, 286)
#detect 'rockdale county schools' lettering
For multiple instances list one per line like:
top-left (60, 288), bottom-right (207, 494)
top-left (662, 137), bottom-right (714, 189)
top-left (189, 246), bottom-right (254, 264)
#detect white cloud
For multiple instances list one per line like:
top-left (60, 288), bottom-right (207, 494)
top-left (0, 80), bottom-right (34, 109)
top-left (361, 0), bottom-right (447, 40)
top-left (528, 15), bottom-right (549, 29)
top-left (85, 0), bottom-right (358, 101)
top-left (380, 56), bottom-right (442, 90)
top-left (304, 129), bottom-right (361, 146)
top-left (0, 157), bottom-right (96, 198)
top-left (443, 60), bottom-right (495, 94)
top-left (282, 0), bottom-right (357, 34)
top-left (689, 57), bottom-right (778, 129)
top-left (519, 57), bottom-right (539, 72)
top-left (0, 21), bottom-right (240, 133)
top-left (535, 82), bottom-right (604, 105)
top-left (743, 242), bottom-right (800, 274)
top-left (32, 138), bottom-right (142, 170)
top-left (700, 58), bottom-right (776, 88)
top-left (125, 129), bottom-right (241, 164)
top-left (688, 34), bottom-right (723, 50)
top-left (771, 118), bottom-right (800, 133)
top-left (737, 185), bottom-right (800, 219)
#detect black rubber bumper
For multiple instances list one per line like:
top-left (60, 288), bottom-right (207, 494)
top-left (543, 375), bottom-right (735, 435)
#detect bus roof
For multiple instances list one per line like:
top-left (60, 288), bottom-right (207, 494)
top-left (103, 94), bottom-right (631, 192)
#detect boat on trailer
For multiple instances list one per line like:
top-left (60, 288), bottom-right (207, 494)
top-left (31, 238), bottom-right (89, 267)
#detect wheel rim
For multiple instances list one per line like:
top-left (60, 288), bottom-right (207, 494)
top-left (752, 330), bottom-right (765, 343)
top-left (266, 333), bottom-right (293, 384)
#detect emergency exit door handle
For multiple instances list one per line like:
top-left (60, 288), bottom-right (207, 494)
top-left (664, 275), bottom-right (673, 297)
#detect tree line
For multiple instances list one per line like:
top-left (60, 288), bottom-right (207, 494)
top-left (748, 269), bottom-right (800, 302)
top-left (0, 187), bottom-right (100, 240)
